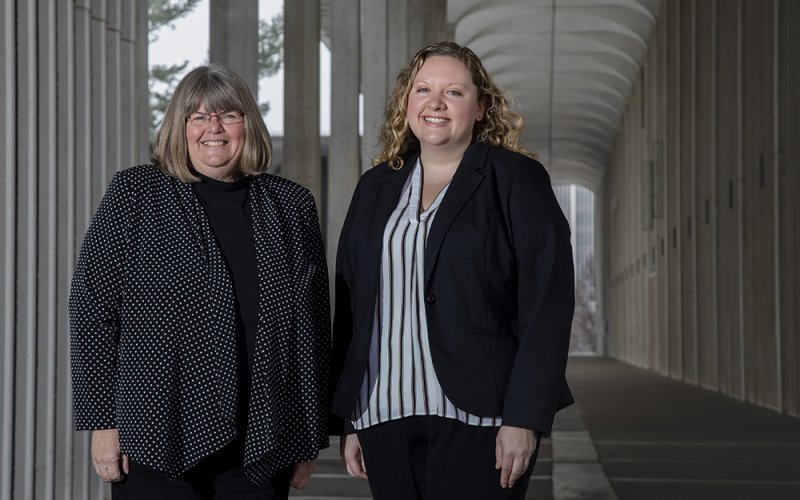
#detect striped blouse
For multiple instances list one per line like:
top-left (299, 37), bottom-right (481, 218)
top-left (352, 159), bottom-right (502, 430)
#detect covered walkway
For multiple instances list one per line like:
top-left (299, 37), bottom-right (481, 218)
top-left (291, 357), bottom-right (800, 499)
top-left (3, 1), bottom-right (800, 498)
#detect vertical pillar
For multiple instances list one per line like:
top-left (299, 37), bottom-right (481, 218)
top-left (134, 0), bottom-right (149, 162)
top-left (594, 188), bottom-right (606, 356)
top-left (665, 0), bottom-right (683, 379)
top-left (56, 0), bottom-right (77, 496)
top-left (694, 0), bottom-right (718, 390)
top-left (778, 0), bottom-right (800, 416)
top-left (90, 0), bottom-right (108, 204)
top-left (387, 0), bottom-right (410, 81)
top-left (75, 1), bottom-right (92, 241)
top-left (119, 0), bottom-right (135, 165)
top-left (426, 0), bottom-right (454, 44)
top-left (715, 0), bottom-right (743, 399)
top-left (1, 1), bottom-right (150, 497)
top-left (15, 1), bottom-right (38, 497)
top-left (73, 3), bottom-right (95, 495)
top-left (284, 0), bottom-right (322, 203)
top-left (209, 0), bottom-right (259, 96)
top-left (359, 0), bottom-right (450, 174)
top-left (360, 0), bottom-right (388, 171)
top-left (106, 0), bottom-right (122, 176)
top-left (0, 0), bottom-right (16, 495)
top-left (328, 0), bottom-right (361, 269)
top-left (410, 0), bottom-right (452, 51)
top-left (408, 0), bottom-right (425, 52)
top-left (741, 0), bottom-right (778, 409)
top-left (679, 0), bottom-right (697, 384)
top-left (36, 0), bottom-right (58, 497)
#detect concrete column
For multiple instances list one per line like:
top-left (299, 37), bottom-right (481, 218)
top-left (91, 0), bottom-right (109, 203)
top-left (119, 0), bottom-right (135, 165)
top-left (15, 0), bottom-right (38, 497)
top-left (409, 0), bottom-right (451, 51)
top-left (715, 0), bottom-right (743, 399)
top-left (778, 0), bottom-right (800, 416)
top-left (209, 0), bottom-right (259, 96)
top-left (75, 1), bottom-right (93, 241)
top-left (328, 0), bottom-right (361, 269)
top-left (0, 1), bottom-right (15, 498)
top-left (359, 0), bottom-right (450, 173)
top-left (694, 0), bottom-right (718, 390)
top-left (426, 0), bottom-right (454, 44)
top-left (594, 188), bottom-right (606, 356)
top-left (35, 1), bottom-right (58, 497)
top-left (1, 1), bottom-right (150, 497)
top-left (741, 0), bottom-right (778, 409)
top-left (284, 0), bottom-right (322, 203)
top-left (73, 6), bottom-right (97, 495)
top-left (55, 1), bottom-right (77, 496)
top-left (387, 0), bottom-right (410, 81)
top-left (360, 0), bottom-right (388, 171)
top-left (408, 0), bottom-right (426, 52)
top-left (106, 0), bottom-right (122, 175)
top-left (677, 0), bottom-right (697, 384)
top-left (665, 0), bottom-right (683, 378)
top-left (135, 0), bottom-right (149, 162)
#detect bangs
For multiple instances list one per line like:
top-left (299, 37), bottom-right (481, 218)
top-left (184, 77), bottom-right (245, 115)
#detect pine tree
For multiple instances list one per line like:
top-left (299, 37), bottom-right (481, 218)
top-left (148, 1), bottom-right (284, 144)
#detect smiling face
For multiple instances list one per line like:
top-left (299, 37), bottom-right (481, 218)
top-left (406, 55), bottom-right (485, 159)
top-left (185, 104), bottom-right (245, 181)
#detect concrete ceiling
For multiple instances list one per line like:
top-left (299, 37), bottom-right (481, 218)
top-left (448, 0), bottom-right (661, 189)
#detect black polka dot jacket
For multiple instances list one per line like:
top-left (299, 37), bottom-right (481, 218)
top-left (69, 164), bottom-right (331, 484)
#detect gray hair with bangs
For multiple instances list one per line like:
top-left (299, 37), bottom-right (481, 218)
top-left (152, 63), bottom-right (272, 182)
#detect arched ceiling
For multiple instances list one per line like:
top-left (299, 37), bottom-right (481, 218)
top-left (448, 0), bottom-right (661, 190)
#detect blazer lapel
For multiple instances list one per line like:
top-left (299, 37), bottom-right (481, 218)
top-left (424, 142), bottom-right (490, 286)
top-left (174, 179), bottom-right (211, 261)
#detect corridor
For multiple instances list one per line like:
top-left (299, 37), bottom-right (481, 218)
top-left (3, 1), bottom-right (799, 498)
top-left (291, 357), bottom-right (800, 500)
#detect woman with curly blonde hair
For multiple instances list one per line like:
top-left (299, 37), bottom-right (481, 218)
top-left (331, 41), bottom-right (575, 500)
top-left (374, 41), bottom-right (533, 169)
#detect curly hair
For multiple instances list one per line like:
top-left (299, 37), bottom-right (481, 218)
top-left (152, 64), bottom-right (272, 182)
top-left (374, 41), bottom-right (534, 169)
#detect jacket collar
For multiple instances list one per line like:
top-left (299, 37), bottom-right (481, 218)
top-left (363, 142), bottom-right (491, 289)
top-left (424, 142), bottom-right (490, 286)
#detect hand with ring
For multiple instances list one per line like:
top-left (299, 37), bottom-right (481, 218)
top-left (91, 428), bottom-right (130, 483)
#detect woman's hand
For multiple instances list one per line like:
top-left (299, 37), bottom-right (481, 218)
top-left (91, 428), bottom-right (129, 483)
top-left (339, 433), bottom-right (367, 479)
top-left (495, 425), bottom-right (537, 488)
top-left (290, 459), bottom-right (317, 489)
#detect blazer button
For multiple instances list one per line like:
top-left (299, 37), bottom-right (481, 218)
top-left (425, 294), bottom-right (436, 304)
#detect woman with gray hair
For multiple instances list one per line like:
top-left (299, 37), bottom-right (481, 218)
top-left (70, 64), bottom-right (330, 499)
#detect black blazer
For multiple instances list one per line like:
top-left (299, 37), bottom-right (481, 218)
top-left (331, 142), bottom-right (574, 435)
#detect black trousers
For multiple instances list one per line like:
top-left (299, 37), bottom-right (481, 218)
top-left (356, 416), bottom-right (540, 500)
top-left (111, 439), bottom-right (291, 500)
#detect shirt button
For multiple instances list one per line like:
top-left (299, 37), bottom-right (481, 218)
top-left (425, 294), bottom-right (436, 304)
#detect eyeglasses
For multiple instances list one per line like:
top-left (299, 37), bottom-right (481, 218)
top-left (187, 111), bottom-right (244, 126)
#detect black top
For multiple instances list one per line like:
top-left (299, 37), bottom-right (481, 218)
top-left (193, 173), bottom-right (258, 432)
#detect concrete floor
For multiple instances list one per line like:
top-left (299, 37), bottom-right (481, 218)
top-left (290, 356), bottom-right (800, 499)
top-left (564, 357), bottom-right (800, 500)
